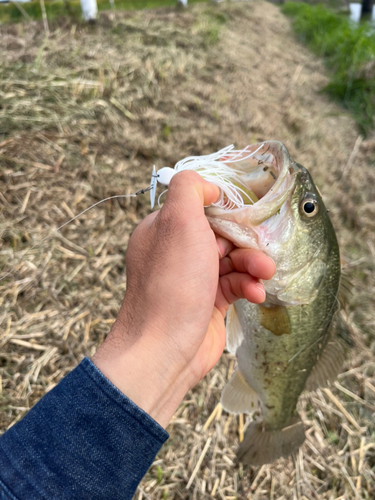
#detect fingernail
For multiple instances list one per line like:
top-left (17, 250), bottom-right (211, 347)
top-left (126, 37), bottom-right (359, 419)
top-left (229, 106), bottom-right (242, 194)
top-left (216, 236), bottom-right (232, 258)
top-left (264, 256), bottom-right (276, 277)
top-left (269, 256), bottom-right (276, 267)
top-left (255, 282), bottom-right (266, 301)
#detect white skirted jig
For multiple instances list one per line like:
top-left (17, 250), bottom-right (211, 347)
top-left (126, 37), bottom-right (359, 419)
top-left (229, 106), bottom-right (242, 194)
top-left (150, 144), bottom-right (264, 210)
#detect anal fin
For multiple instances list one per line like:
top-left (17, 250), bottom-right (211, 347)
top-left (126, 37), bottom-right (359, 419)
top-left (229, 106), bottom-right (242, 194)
top-left (221, 368), bottom-right (258, 414)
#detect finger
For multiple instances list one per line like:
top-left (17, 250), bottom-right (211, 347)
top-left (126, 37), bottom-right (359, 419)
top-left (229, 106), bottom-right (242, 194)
top-left (219, 256), bottom-right (234, 276)
top-left (166, 170), bottom-right (220, 213)
top-left (143, 210), bottom-right (159, 228)
top-left (216, 235), bottom-right (234, 259)
top-left (226, 248), bottom-right (275, 280)
top-left (129, 210), bottom-right (159, 240)
top-left (216, 272), bottom-right (266, 313)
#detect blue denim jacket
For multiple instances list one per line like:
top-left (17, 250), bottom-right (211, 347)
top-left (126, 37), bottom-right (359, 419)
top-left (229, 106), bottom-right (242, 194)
top-left (0, 358), bottom-right (168, 499)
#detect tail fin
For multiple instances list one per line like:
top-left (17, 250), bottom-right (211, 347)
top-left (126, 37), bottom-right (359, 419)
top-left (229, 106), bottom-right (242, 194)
top-left (237, 414), bottom-right (305, 465)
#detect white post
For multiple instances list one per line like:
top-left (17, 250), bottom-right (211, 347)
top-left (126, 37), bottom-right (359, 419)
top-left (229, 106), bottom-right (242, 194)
top-left (80, 0), bottom-right (98, 21)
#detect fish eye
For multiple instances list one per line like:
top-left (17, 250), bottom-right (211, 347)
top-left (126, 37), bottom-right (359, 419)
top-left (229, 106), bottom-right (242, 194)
top-left (300, 198), bottom-right (319, 218)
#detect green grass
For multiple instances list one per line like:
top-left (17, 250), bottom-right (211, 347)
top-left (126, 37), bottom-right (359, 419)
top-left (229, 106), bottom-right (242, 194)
top-left (0, 0), bottom-right (206, 24)
top-left (283, 2), bottom-right (375, 135)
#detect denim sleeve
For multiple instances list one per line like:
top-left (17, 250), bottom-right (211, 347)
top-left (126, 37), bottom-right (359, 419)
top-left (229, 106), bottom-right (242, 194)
top-left (0, 357), bottom-right (169, 500)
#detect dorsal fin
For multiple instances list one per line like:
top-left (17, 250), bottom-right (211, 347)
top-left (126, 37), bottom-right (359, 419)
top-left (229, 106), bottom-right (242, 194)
top-left (304, 338), bottom-right (346, 391)
top-left (305, 280), bottom-right (354, 392)
top-left (338, 271), bottom-right (352, 309)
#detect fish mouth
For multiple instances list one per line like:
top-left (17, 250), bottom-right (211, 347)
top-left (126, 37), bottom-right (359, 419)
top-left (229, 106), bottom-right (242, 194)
top-left (206, 141), bottom-right (297, 227)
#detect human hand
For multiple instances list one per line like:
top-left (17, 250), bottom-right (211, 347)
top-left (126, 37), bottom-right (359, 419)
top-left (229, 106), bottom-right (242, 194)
top-left (92, 171), bottom-right (275, 428)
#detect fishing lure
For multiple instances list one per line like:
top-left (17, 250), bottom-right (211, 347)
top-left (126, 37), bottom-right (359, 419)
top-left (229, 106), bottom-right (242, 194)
top-left (150, 144), bottom-right (265, 208)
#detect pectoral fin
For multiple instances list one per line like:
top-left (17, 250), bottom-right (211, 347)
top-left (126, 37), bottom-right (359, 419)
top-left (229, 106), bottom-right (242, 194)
top-left (258, 303), bottom-right (290, 336)
top-left (221, 368), bottom-right (259, 414)
top-left (226, 303), bottom-right (244, 354)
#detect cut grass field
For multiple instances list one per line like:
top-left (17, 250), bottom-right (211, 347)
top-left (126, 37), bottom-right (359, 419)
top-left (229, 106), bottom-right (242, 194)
top-left (1, 2), bottom-right (375, 499)
top-left (283, 2), bottom-right (375, 136)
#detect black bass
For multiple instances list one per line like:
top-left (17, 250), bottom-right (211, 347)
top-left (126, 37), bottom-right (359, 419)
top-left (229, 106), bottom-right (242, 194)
top-left (204, 141), bottom-right (343, 465)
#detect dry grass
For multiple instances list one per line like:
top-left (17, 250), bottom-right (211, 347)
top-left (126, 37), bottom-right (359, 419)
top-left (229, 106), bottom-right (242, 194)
top-left (0, 2), bottom-right (374, 499)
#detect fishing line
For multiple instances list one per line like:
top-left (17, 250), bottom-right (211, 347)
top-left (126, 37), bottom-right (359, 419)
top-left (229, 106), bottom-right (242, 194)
top-left (0, 191), bottom-right (152, 284)
top-left (1, 143), bottom-right (264, 283)
top-left (157, 189), bottom-right (168, 208)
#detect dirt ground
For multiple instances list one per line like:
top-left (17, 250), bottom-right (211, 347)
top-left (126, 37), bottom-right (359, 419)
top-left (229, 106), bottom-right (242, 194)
top-left (0, 1), bottom-right (374, 499)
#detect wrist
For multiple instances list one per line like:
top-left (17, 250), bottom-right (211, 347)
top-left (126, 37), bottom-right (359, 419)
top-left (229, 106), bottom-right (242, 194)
top-left (92, 322), bottom-right (192, 429)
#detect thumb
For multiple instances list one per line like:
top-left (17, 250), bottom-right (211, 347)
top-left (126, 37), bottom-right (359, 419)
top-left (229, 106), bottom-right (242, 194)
top-left (166, 171), bottom-right (220, 212)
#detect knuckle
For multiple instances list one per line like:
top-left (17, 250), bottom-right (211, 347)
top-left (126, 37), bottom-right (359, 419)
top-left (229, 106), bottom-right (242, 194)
top-left (156, 203), bottom-right (185, 239)
top-left (170, 170), bottom-right (201, 188)
top-left (220, 275), bottom-right (236, 302)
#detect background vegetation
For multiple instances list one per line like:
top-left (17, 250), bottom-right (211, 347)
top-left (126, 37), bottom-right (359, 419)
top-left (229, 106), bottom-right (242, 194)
top-left (0, 0), bottom-right (205, 23)
top-left (283, 2), bottom-right (375, 135)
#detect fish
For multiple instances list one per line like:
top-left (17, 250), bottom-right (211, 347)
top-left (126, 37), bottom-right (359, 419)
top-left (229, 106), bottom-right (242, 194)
top-left (205, 141), bottom-right (345, 465)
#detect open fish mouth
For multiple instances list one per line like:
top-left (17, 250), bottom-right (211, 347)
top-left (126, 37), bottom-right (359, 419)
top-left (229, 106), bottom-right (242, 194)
top-left (172, 141), bottom-right (298, 252)
top-left (201, 142), bottom-right (298, 253)
top-left (205, 141), bottom-right (297, 227)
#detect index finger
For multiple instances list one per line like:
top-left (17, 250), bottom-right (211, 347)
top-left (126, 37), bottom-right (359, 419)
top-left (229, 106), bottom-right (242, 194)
top-left (220, 248), bottom-right (276, 281)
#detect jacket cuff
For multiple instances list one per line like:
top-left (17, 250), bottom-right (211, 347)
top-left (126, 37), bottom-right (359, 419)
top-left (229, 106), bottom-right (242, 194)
top-left (0, 357), bottom-right (169, 500)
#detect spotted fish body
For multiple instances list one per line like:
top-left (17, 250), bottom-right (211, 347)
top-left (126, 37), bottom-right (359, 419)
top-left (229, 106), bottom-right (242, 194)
top-left (206, 141), bottom-right (342, 465)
